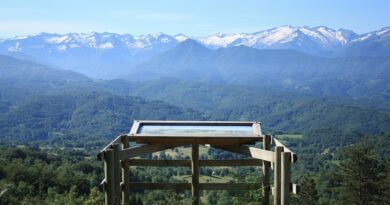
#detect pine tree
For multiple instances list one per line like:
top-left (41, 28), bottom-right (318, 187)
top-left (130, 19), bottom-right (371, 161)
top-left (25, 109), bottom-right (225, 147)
top-left (298, 175), bottom-right (319, 205)
top-left (381, 159), bottom-right (390, 205)
top-left (336, 137), bottom-right (381, 205)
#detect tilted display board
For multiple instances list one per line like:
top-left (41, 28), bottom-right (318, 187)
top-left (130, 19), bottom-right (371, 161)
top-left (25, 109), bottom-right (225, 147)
top-left (128, 120), bottom-right (262, 145)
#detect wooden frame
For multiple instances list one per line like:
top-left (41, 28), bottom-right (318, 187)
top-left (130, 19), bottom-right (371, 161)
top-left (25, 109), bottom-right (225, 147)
top-left (127, 120), bottom-right (263, 145)
top-left (98, 120), bottom-right (298, 205)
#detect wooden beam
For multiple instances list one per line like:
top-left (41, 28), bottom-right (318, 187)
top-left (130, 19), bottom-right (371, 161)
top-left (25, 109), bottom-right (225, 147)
top-left (281, 152), bottom-right (291, 205)
top-left (99, 179), bottom-right (106, 192)
top-left (121, 136), bottom-right (129, 205)
top-left (270, 184), bottom-right (300, 195)
top-left (253, 122), bottom-right (262, 136)
top-left (273, 137), bottom-right (298, 162)
top-left (127, 159), bottom-right (191, 166)
top-left (128, 182), bottom-right (191, 190)
top-left (104, 149), bottom-right (115, 205)
top-left (291, 183), bottom-right (300, 194)
top-left (262, 135), bottom-right (271, 205)
top-left (97, 135), bottom-right (125, 160)
top-left (199, 183), bottom-right (262, 190)
top-left (212, 145), bottom-right (275, 163)
top-left (192, 144), bottom-right (200, 205)
top-left (129, 120), bottom-right (140, 135)
top-left (126, 182), bottom-right (263, 190)
top-left (127, 136), bottom-right (262, 145)
top-left (200, 159), bottom-right (263, 166)
top-left (126, 159), bottom-right (263, 167)
top-left (274, 146), bottom-right (284, 205)
top-left (112, 144), bottom-right (121, 205)
top-left (119, 144), bottom-right (175, 160)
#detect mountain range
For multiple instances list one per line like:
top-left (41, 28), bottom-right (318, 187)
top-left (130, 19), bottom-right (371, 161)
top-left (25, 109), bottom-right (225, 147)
top-left (0, 25), bottom-right (389, 101)
top-left (0, 26), bottom-right (389, 78)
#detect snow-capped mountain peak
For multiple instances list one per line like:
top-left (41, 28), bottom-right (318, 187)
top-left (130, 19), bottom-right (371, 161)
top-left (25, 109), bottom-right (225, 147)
top-left (196, 26), bottom-right (358, 53)
top-left (352, 27), bottom-right (390, 42)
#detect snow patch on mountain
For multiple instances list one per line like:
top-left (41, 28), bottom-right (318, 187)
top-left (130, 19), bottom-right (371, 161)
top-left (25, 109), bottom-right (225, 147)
top-left (8, 42), bottom-right (21, 52)
top-left (174, 34), bottom-right (189, 42)
top-left (57, 45), bottom-right (67, 51)
top-left (97, 42), bottom-right (114, 49)
top-left (261, 26), bottom-right (297, 44)
top-left (377, 28), bottom-right (390, 36)
top-left (198, 33), bottom-right (244, 48)
top-left (47, 36), bottom-right (69, 44)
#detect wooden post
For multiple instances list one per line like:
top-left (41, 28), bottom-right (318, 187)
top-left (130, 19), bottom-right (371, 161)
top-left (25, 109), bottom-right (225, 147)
top-left (121, 136), bottom-right (129, 205)
top-left (281, 152), bottom-right (291, 205)
top-left (104, 148), bottom-right (115, 205)
top-left (262, 135), bottom-right (271, 205)
top-left (192, 144), bottom-right (200, 205)
top-left (274, 146), bottom-right (284, 205)
top-left (111, 144), bottom-right (121, 205)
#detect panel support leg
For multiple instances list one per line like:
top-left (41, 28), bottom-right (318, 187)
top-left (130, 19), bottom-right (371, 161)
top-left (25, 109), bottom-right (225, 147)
top-left (112, 143), bottom-right (121, 205)
top-left (104, 148), bottom-right (115, 205)
top-left (281, 152), bottom-right (291, 205)
top-left (262, 135), bottom-right (271, 205)
top-left (274, 146), bottom-right (284, 205)
top-left (192, 144), bottom-right (199, 205)
top-left (121, 136), bottom-right (129, 205)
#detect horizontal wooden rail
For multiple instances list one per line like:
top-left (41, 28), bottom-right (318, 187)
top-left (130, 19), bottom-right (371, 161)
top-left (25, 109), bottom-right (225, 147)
top-left (272, 137), bottom-right (298, 162)
top-left (126, 159), bottom-right (263, 167)
top-left (199, 183), bottom-right (262, 190)
top-left (120, 144), bottom-right (175, 160)
top-left (127, 159), bottom-right (191, 166)
top-left (212, 145), bottom-right (275, 163)
top-left (128, 182), bottom-right (262, 190)
top-left (129, 182), bottom-right (191, 190)
top-left (200, 159), bottom-right (262, 166)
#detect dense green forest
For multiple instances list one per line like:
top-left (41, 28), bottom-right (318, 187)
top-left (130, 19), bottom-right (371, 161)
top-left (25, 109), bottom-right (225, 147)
top-left (0, 54), bottom-right (389, 204)
top-left (1, 134), bottom-right (389, 204)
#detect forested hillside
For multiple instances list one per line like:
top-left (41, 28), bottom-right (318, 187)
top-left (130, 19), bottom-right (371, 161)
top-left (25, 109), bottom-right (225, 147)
top-left (0, 91), bottom-right (203, 143)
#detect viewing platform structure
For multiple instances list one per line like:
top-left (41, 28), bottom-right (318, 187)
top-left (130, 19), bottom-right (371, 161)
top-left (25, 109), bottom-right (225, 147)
top-left (98, 120), bottom-right (299, 205)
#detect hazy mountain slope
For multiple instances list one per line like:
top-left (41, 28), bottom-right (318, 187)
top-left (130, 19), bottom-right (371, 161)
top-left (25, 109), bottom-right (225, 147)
top-left (128, 40), bottom-right (222, 82)
top-left (100, 78), bottom-right (390, 134)
top-left (337, 27), bottom-right (390, 57)
top-left (209, 47), bottom-right (389, 98)
top-left (126, 41), bottom-right (390, 99)
top-left (0, 55), bottom-right (93, 102)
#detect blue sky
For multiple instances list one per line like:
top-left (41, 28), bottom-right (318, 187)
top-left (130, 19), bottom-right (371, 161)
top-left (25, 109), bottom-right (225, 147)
top-left (0, 0), bottom-right (389, 37)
